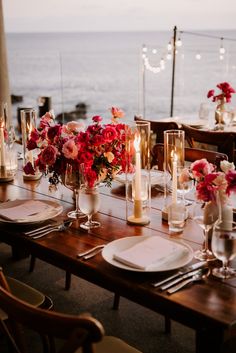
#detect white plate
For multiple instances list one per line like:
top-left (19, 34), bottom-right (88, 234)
top-left (115, 170), bottom-right (169, 186)
top-left (0, 199), bottom-right (63, 224)
top-left (102, 235), bottom-right (193, 272)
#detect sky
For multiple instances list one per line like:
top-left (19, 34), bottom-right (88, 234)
top-left (2, 0), bottom-right (236, 32)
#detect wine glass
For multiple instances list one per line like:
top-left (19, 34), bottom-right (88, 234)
top-left (79, 185), bottom-right (101, 230)
top-left (211, 221), bottom-right (236, 279)
top-left (192, 200), bottom-right (219, 261)
top-left (177, 166), bottom-right (194, 206)
top-left (64, 163), bottom-right (85, 219)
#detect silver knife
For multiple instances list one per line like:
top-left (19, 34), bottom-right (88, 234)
top-left (82, 248), bottom-right (103, 260)
top-left (160, 268), bottom-right (206, 291)
top-left (151, 261), bottom-right (207, 288)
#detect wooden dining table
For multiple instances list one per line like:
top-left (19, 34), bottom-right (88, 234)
top-left (0, 168), bottom-right (236, 353)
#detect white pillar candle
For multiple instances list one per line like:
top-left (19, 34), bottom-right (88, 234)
top-left (134, 134), bottom-right (142, 218)
top-left (172, 152), bottom-right (178, 203)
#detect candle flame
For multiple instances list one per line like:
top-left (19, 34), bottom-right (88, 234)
top-left (171, 150), bottom-right (178, 161)
top-left (134, 134), bottom-right (141, 152)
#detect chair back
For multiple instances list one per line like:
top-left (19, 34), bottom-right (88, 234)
top-left (152, 143), bottom-right (228, 171)
top-left (134, 116), bottom-right (179, 143)
top-left (0, 283), bottom-right (104, 353)
top-left (181, 124), bottom-right (235, 162)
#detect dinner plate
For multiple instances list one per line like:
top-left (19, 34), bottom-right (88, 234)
top-left (115, 170), bottom-right (170, 186)
top-left (102, 235), bottom-right (193, 272)
top-left (0, 199), bottom-right (63, 224)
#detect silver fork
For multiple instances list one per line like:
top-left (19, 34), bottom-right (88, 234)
top-left (24, 220), bottom-right (72, 239)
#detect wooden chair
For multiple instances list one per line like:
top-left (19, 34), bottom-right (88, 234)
top-left (152, 143), bottom-right (228, 171)
top-left (134, 116), bottom-right (180, 143)
top-left (181, 124), bottom-right (235, 162)
top-left (0, 283), bottom-right (142, 353)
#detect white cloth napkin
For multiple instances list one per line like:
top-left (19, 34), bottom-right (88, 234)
top-left (0, 200), bottom-right (55, 221)
top-left (113, 236), bottom-right (187, 270)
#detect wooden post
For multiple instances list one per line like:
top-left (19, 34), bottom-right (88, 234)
top-left (170, 26), bottom-right (177, 117)
top-left (0, 0), bottom-right (12, 123)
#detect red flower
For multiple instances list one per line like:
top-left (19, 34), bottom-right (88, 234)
top-left (92, 115), bottom-right (102, 123)
top-left (47, 124), bottom-right (61, 141)
top-left (40, 145), bottom-right (58, 166)
top-left (23, 161), bottom-right (35, 175)
top-left (102, 126), bottom-right (117, 143)
top-left (225, 170), bottom-right (236, 195)
top-left (27, 139), bottom-right (37, 151)
top-left (207, 82), bottom-right (235, 103)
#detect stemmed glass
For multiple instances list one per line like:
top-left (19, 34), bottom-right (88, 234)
top-left (177, 166), bottom-right (194, 206)
top-left (78, 163), bottom-right (101, 230)
top-left (211, 221), bottom-right (236, 279)
top-left (79, 185), bottom-right (101, 230)
top-left (192, 200), bottom-right (219, 261)
top-left (64, 163), bottom-right (85, 219)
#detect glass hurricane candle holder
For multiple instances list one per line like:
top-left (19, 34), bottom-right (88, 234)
top-left (0, 102), bottom-right (16, 182)
top-left (21, 108), bottom-right (42, 180)
top-left (163, 129), bottom-right (185, 221)
top-left (126, 121), bottom-right (151, 225)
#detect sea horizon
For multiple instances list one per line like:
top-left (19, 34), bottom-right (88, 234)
top-left (6, 30), bottom-right (236, 124)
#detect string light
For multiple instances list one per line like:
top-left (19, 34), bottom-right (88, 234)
top-left (166, 53), bottom-right (172, 60)
top-left (196, 53), bottom-right (201, 60)
top-left (167, 41), bottom-right (172, 51)
top-left (142, 45), bottom-right (147, 53)
top-left (219, 38), bottom-right (226, 54)
top-left (219, 55), bottom-right (224, 61)
top-left (152, 48), bottom-right (157, 54)
top-left (176, 37), bottom-right (182, 47)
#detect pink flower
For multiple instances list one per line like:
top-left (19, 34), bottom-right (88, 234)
top-left (92, 115), bottom-right (102, 123)
top-left (39, 112), bottom-right (54, 128)
top-left (191, 158), bottom-right (214, 180)
top-left (65, 121), bottom-right (85, 133)
top-left (62, 139), bottom-right (78, 160)
top-left (207, 89), bottom-right (214, 98)
top-left (225, 170), bottom-right (236, 195)
top-left (27, 139), bottom-right (38, 151)
top-left (111, 107), bottom-right (124, 119)
top-left (40, 145), bottom-right (58, 166)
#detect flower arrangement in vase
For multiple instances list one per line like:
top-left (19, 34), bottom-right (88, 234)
top-left (207, 82), bottom-right (235, 129)
top-left (23, 107), bottom-right (133, 188)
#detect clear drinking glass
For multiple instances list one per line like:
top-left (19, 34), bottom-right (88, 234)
top-left (211, 221), bottom-right (236, 279)
top-left (79, 185), bottom-right (101, 230)
top-left (64, 163), bottom-right (85, 219)
top-left (192, 200), bottom-right (219, 261)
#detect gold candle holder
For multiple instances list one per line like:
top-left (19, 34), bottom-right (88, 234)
top-left (126, 121), bottom-right (151, 225)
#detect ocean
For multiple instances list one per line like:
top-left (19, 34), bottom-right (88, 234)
top-left (5, 30), bottom-right (236, 124)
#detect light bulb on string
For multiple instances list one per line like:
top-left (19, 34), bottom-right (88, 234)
top-left (152, 48), bottom-right (157, 54)
top-left (219, 38), bottom-right (226, 54)
top-left (166, 53), bottom-right (172, 60)
top-left (196, 53), bottom-right (201, 60)
top-left (219, 55), bottom-right (224, 61)
top-left (176, 37), bottom-right (182, 47)
top-left (160, 58), bottom-right (165, 70)
top-left (167, 41), bottom-right (172, 51)
top-left (142, 45), bottom-right (147, 53)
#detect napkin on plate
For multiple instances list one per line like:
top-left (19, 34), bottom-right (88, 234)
top-left (0, 200), bottom-right (55, 221)
top-left (113, 236), bottom-right (187, 270)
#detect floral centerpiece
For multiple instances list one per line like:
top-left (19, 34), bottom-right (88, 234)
top-left (207, 82), bottom-right (235, 126)
top-left (23, 107), bottom-right (133, 188)
top-left (180, 159), bottom-right (236, 204)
